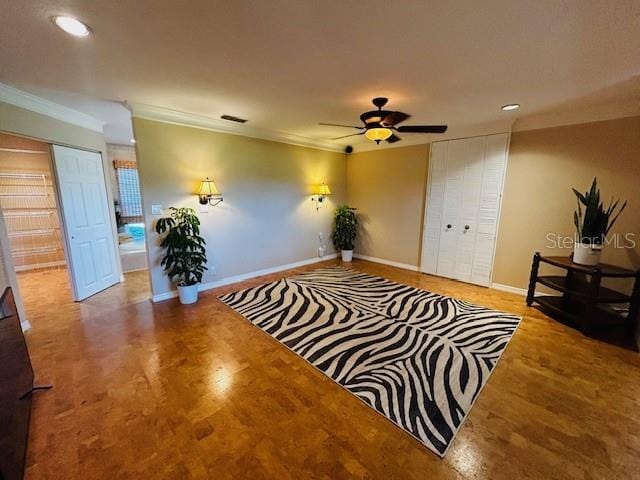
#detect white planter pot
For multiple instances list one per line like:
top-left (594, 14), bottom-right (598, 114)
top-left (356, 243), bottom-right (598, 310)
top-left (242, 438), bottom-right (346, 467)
top-left (341, 250), bottom-right (353, 262)
top-left (177, 284), bottom-right (199, 304)
top-left (573, 242), bottom-right (603, 266)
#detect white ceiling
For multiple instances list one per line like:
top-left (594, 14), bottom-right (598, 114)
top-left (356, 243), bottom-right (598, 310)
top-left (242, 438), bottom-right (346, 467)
top-left (1, 1), bottom-right (639, 149)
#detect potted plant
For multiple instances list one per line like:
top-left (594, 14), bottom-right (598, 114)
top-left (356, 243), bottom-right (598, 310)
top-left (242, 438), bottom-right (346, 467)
top-left (155, 207), bottom-right (208, 304)
top-left (572, 178), bottom-right (626, 266)
top-left (332, 205), bottom-right (357, 262)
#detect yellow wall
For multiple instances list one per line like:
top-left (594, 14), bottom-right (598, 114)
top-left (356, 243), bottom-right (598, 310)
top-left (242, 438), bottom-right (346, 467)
top-left (346, 144), bottom-right (429, 267)
top-left (494, 115), bottom-right (640, 289)
top-left (132, 117), bottom-right (347, 297)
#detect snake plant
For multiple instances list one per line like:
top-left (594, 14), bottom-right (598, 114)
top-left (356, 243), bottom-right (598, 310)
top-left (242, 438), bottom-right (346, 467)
top-left (573, 178), bottom-right (626, 245)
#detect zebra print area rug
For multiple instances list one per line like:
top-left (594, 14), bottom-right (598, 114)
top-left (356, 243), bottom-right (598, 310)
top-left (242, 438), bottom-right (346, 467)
top-left (219, 266), bottom-right (521, 457)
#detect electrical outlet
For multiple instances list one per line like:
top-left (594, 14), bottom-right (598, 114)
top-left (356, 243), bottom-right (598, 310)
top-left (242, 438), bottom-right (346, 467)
top-left (151, 204), bottom-right (163, 215)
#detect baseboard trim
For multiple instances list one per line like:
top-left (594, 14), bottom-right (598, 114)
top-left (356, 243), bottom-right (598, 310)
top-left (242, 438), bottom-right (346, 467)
top-left (21, 320), bottom-right (31, 331)
top-left (491, 282), bottom-right (528, 296)
top-left (352, 254), bottom-right (420, 272)
top-left (122, 267), bottom-right (148, 274)
top-left (151, 254), bottom-right (339, 302)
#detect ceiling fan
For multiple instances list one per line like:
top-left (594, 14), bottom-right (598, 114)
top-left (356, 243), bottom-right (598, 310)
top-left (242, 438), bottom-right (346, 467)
top-left (320, 97), bottom-right (447, 144)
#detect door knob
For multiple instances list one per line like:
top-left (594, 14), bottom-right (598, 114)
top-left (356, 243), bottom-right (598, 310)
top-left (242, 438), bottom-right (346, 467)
top-left (446, 224), bottom-right (452, 229)
top-left (464, 225), bottom-right (470, 231)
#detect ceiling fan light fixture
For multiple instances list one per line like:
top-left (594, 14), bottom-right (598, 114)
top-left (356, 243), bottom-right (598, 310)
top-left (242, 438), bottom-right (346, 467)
top-left (364, 127), bottom-right (392, 143)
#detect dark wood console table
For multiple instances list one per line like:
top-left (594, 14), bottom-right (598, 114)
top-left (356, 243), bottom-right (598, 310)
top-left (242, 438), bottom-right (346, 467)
top-left (526, 253), bottom-right (640, 334)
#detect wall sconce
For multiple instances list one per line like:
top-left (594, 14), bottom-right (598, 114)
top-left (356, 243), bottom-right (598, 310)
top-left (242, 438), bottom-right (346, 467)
top-left (197, 177), bottom-right (224, 206)
top-left (311, 183), bottom-right (331, 210)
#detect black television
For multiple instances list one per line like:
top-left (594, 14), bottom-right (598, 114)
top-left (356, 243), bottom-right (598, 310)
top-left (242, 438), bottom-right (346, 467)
top-left (0, 287), bottom-right (34, 480)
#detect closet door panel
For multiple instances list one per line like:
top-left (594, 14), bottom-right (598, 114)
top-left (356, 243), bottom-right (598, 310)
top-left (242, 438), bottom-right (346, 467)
top-left (470, 233), bottom-right (495, 286)
top-left (471, 133), bottom-right (509, 286)
top-left (436, 141), bottom-right (465, 279)
top-left (421, 142), bottom-right (447, 274)
top-left (454, 137), bottom-right (485, 282)
top-left (476, 134), bottom-right (508, 236)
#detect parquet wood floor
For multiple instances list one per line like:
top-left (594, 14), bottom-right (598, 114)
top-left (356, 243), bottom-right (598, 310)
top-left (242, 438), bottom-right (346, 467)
top-left (16, 260), bottom-right (640, 479)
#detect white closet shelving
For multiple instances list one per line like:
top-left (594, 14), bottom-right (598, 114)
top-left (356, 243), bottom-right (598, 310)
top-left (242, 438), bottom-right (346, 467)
top-left (0, 171), bottom-right (66, 271)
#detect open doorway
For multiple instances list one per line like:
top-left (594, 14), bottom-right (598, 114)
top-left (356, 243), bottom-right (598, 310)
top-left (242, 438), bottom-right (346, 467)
top-left (0, 134), bottom-right (73, 315)
top-left (0, 132), bottom-right (150, 328)
top-left (106, 144), bottom-right (148, 274)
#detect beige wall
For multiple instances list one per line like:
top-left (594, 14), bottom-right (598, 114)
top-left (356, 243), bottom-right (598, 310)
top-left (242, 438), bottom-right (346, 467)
top-left (0, 102), bottom-right (106, 153)
top-left (132, 117), bottom-right (346, 297)
top-left (346, 144), bottom-right (429, 267)
top-left (494, 115), bottom-right (640, 290)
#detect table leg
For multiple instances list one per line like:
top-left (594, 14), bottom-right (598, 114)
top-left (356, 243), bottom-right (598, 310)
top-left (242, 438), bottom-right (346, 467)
top-left (582, 268), bottom-right (602, 334)
top-left (526, 252), bottom-right (541, 306)
top-left (627, 272), bottom-right (640, 333)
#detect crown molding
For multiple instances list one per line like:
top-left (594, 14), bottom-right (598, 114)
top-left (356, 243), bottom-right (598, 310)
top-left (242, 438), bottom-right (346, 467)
top-left (127, 102), bottom-right (344, 153)
top-left (0, 83), bottom-right (105, 133)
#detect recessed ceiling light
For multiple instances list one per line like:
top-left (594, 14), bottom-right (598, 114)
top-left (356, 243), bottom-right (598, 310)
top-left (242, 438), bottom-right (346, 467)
top-left (501, 104), bottom-right (520, 111)
top-left (53, 16), bottom-right (91, 37)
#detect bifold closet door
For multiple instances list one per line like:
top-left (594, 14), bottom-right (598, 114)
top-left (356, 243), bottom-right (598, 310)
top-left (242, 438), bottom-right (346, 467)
top-left (452, 137), bottom-right (485, 283)
top-left (52, 145), bottom-right (119, 300)
top-left (421, 142), bottom-right (447, 275)
top-left (470, 134), bottom-right (509, 286)
top-left (420, 133), bottom-right (509, 287)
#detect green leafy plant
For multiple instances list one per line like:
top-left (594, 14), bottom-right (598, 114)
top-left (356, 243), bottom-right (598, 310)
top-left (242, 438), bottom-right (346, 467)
top-left (332, 205), bottom-right (358, 251)
top-left (155, 207), bottom-right (207, 286)
top-left (572, 177), bottom-right (626, 245)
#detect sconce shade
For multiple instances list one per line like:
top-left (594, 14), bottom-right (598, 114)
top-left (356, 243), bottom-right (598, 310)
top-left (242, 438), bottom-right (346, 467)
top-left (311, 183), bottom-right (331, 210)
top-left (198, 177), bottom-right (221, 196)
top-left (197, 177), bottom-right (223, 206)
top-left (317, 183), bottom-right (331, 196)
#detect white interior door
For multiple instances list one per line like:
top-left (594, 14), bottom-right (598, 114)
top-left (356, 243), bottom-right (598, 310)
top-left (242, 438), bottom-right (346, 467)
top-left (52, 145), bottom-right (119, 300)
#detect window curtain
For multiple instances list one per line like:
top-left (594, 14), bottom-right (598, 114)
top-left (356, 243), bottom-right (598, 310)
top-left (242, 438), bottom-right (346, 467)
top-left (113, 160), bottom-right (143, 219)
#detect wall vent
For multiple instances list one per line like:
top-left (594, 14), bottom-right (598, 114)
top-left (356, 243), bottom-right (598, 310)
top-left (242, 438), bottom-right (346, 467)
top-left (220, 114), bottom-right (248, 124)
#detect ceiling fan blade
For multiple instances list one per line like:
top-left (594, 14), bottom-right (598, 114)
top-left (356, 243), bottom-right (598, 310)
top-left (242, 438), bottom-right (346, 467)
top-left (319, 122), bottom-right (363, 129)
top-left (386, 133), bottom-right (402, 143)
top-left (382, 111), bottom-right (411, 126)
top-left (396, 125), bottom-right (448, 133)
top-left (331, 132), bottom-right (364, 140)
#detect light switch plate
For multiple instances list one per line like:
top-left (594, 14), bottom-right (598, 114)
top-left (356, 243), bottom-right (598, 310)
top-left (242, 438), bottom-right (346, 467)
top-left (151, 204), bottom-right (162, 215)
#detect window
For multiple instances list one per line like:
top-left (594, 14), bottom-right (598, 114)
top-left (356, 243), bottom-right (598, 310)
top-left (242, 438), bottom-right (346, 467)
top-left (114, 160), bottom-right (142, 218)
